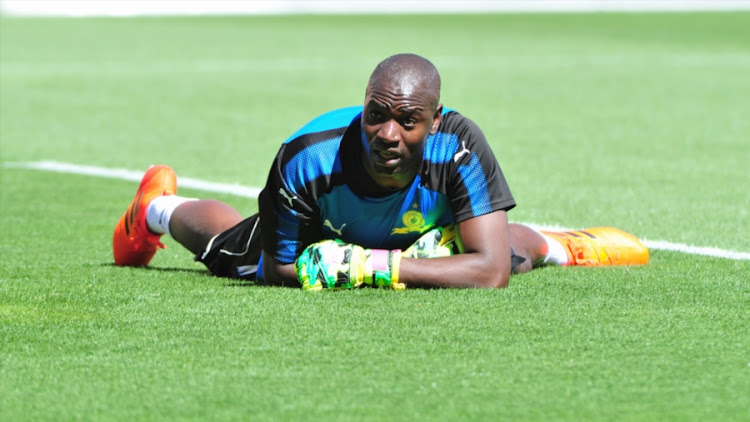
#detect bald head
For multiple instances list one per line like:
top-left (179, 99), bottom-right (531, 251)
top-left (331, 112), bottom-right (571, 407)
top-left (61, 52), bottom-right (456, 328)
top-left (367, 54), bottom-right (441, 111)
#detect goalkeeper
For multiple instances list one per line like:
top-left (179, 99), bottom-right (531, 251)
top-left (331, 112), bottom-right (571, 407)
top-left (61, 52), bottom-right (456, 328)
top-left (112, 54), bottom-right (649, 289)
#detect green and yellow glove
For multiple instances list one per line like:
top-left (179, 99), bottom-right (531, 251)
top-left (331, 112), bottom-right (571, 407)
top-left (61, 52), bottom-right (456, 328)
top-left (295, 239), bottom-right (403, 291)
top-left (403, 224), bottom-right (460, 259)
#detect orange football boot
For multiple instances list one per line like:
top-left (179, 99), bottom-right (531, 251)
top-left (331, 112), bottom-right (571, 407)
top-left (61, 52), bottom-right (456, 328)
top-left (113, 165), bottom-right (177, 266)
top-left (540, 227), bottom-right (649, 266)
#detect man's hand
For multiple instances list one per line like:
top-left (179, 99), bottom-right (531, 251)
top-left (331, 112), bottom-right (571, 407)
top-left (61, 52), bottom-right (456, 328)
top-left (295, 240), bottom-right (403, 291)
top-left (295, 240), bottom-right (366, 290)
top-left (403, 224), bottom-right (460, 258)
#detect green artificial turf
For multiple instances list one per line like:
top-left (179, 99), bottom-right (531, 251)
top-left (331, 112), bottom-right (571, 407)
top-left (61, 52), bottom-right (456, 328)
top-left (1, 12), bottom-right (749, 421)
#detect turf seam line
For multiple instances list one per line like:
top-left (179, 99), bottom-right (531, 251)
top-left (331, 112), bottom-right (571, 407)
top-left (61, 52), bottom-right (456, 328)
top-left (5, 160), bottom-right (749, 261)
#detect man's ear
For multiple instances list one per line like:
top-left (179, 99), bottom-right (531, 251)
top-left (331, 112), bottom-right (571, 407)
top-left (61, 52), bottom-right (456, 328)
top-left (430, 104), bottom-right (443, 134)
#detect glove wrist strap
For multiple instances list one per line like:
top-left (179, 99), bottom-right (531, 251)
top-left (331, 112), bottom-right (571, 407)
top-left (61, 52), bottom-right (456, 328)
top-left (367, 249), bottom-right (402, 288)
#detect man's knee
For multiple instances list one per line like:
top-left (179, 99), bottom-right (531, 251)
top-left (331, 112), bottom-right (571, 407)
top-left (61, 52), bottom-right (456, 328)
top-left (510, 248), bottom-right (531, 274)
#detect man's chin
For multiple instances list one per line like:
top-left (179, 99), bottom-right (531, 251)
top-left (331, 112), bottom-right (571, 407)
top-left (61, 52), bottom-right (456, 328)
top-left (373, 164), bottom-right (400, 176)
top-left (371, 168), bottom-right (409, 190)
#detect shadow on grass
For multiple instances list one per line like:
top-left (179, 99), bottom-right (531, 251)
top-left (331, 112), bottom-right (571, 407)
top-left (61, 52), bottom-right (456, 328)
top-left (224, 280), bottom-right (260, 287)
top-left (97, 263), bottom-right (292, 288)
top-left (98, 262), bottom-right (210, 275)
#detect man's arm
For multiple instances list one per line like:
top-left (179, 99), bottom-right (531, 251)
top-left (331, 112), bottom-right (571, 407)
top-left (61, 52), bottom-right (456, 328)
top-left (262, 253), bottom-right (300, 286)
top-left (397, 210), bottom-right (512, 288)
top-left (281, 210), bottom-right (511, 289)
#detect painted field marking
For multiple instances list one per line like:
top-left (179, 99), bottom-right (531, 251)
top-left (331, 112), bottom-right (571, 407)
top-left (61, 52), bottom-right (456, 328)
top-left (4, 160), bottom-right (262, 198)
top-left (5, 160), bottom-right (750, 261)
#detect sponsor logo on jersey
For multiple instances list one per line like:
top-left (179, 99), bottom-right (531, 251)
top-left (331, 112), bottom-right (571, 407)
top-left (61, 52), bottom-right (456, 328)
top-left (453, 140), bottom-right (471, 162)
top-left (323, 219), bottom-right (346, 236)
top-left (279, 188), bottom-right (297, 207)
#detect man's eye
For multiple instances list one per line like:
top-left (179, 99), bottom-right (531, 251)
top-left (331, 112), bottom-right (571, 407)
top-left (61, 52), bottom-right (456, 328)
top-left (403, 118), bottom-right (417, 127)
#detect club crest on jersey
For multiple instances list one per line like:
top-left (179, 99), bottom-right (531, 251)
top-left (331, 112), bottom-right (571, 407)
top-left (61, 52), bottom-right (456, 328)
top-left (392, 210), bottom-right (426, 234)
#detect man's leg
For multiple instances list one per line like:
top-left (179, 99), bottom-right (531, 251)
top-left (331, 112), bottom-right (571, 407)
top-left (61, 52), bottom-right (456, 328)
top-left (508, 223), bottom-right (650, 270)
top-left (508, 223), bottom-right (547, 274)
top-left (113, 165), bottom-right (245, 267)
top-left (113, 165), bottom-right (180, 266)
top-left (168, 200), bottom-right (244, 255)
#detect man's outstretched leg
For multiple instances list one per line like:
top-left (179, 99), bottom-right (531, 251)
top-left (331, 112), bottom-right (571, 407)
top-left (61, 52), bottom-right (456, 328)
top-left (113, 165), bottom-right (244, 266)
top-left (506, 223), bottom-right (547, 273)
top-left (113, 165), bottom-right (179, 266)
top-left (507, 223), bottom-right (649, 274)
top-left (539, 227), bottom-right (649, 267)
top-left (168, 200), bottom-right (243, 255)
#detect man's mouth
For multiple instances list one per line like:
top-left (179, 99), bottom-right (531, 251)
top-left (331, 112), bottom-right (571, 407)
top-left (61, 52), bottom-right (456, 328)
top-left (372, 148), bottom-right (401, 167)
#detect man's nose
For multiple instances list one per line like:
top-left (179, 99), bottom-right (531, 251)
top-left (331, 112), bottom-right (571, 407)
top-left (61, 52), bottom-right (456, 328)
top-left (377, 120), bottom-right (400, 143)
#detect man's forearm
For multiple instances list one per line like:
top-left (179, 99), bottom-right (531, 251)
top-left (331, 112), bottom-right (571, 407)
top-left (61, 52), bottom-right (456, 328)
top-left (397, 253), bottom-right (510, 288)
top-left (261, 256), bottom-right (299, 286)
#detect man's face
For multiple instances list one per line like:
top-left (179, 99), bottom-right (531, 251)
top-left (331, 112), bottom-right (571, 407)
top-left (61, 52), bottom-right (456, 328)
top-left (361, 80), bottom-right (441, 191)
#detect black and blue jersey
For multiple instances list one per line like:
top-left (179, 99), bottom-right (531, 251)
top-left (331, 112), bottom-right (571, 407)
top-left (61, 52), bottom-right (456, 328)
top-left (257, 106), bottom-right (515, 265)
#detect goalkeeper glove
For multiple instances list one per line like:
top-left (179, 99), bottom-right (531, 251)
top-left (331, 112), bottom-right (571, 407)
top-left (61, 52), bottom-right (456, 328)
top-left (403, 224), bottom-right (460, 259)
top-left (295, 239), bottom-right (404, 291)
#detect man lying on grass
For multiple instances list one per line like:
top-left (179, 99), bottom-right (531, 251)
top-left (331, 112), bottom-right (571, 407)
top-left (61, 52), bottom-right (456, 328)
top-left (113, 53), bottom-right (648, 290)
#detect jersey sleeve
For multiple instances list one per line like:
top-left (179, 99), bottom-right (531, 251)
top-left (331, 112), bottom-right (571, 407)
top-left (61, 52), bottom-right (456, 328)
top-left (257, 108), bottom-right (359, 265)
top-left (258, 143), bottom-right (320, 265)
top-left (429, 112), bottom-right (515, 223)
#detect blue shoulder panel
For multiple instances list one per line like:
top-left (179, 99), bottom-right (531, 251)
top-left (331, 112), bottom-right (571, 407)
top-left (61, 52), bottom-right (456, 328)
top-left (284, 137), bottom-right (343, 196)
top-left (284, 106), bottom-right (363, 144)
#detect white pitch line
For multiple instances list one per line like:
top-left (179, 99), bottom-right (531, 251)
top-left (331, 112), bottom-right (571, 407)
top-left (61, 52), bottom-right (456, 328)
top-left (640, 240), bottom-right (750, 261)
top-left (3, 160), bottom-right (262, 198)
top-left (4, 160), bottom-right (750, 261)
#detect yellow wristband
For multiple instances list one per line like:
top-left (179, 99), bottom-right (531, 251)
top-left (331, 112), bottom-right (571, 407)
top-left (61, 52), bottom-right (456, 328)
top-left (390, 250), bottom-right (405, 290)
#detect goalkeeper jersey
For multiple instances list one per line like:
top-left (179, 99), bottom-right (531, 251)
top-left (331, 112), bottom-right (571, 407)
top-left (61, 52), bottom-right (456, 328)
top-left (258, 106), bottom-right (516, 265)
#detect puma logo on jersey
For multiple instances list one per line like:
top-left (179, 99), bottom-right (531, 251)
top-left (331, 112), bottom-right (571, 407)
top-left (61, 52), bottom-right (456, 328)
top-left (453, 141), bottom-right (471, 162)
top-left (279, 188), bottom-right (297, 207)
top-left (324, 219), bottom-right (346, 236)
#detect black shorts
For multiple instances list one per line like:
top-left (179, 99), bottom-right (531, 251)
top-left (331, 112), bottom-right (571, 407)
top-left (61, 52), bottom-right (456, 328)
top-left (195, 214), bottom-right (263, 280)
top-left (196, 214), bottom-right (527, 280)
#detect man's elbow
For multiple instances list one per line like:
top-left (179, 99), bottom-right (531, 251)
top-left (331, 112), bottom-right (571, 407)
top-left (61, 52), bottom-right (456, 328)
top-left (484, 256), bottom-right (511, 288)
top-left (475, 265), bottom-right (510, 288)
top-left (262, 255), bottom-right (300, 287)
top-left (470, 255), bottom-right (511, 288)
top-left (485, 271), bottom-right (510, 288)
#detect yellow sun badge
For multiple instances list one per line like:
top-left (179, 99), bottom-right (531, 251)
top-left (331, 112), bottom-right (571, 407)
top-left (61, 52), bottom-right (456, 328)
top-left (392, 210), bottom-right (426, 234)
